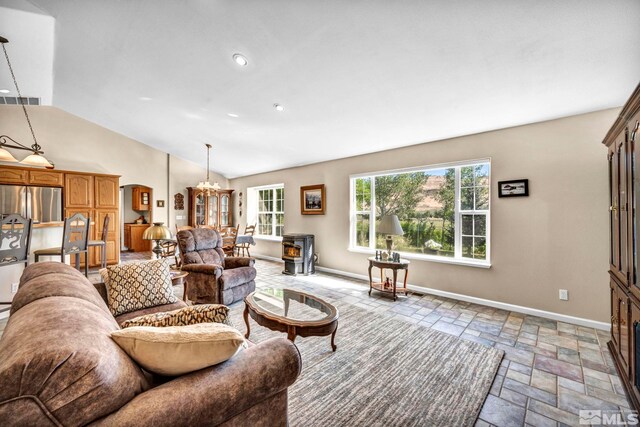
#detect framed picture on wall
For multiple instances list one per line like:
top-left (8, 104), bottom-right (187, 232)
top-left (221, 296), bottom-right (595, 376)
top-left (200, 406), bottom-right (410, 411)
top-left (300, 184), bottom-right (325, 215)
top-left (498, 179), bottom-right (529, 198)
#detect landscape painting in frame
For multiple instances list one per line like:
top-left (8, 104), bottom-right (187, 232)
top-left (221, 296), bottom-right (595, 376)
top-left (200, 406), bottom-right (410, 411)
top-left (301, 184), bottom-right (325, 215)
top-left (498, 179), bottom-right (529, 198)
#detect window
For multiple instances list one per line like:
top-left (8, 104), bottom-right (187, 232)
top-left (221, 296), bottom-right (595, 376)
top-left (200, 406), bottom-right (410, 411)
top-left (350, 160), bottom-right (490, 264)
top-left (249, 184), bottom-right (285, 238)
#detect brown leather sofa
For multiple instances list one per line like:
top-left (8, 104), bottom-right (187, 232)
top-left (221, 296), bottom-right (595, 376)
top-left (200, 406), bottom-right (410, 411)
top-left (0, 262), bottom-right (301, 426)
top-left (177, 228), bottom-right (257, 305)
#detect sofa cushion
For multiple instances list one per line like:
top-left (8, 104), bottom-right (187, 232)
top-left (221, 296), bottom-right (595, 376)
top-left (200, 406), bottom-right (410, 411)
top-left (121, 304), bottom-right (230, 328)
top-left (111, 323), bottom-right (247, 376)
top-left (100, 259), bottom-right (178, 316)
top-left (220, 266), bottom-right (257, 291)
top-left (11, 262), bottom-right (111, 317)
top-left (0, 263), bottom-right (150, 427)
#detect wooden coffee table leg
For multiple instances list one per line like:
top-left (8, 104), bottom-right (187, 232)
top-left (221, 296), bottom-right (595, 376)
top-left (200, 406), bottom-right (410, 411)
top-left (368, 263), bottom-right (373, 296)
top-left (243, 304), bottom-right (251, 339)
top-left (287, 325), bottom-right (297, 343)
top-left (331, 322), bottom-right (338, 352)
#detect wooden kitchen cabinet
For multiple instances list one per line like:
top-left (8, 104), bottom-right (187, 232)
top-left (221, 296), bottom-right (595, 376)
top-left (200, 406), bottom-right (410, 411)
top-left (95, 176), bottom-right (119, 209)
top-left (65, 174), bottom-right (94, 208)
top-left (132, 186), bottom-right (151, 211)
top-left (124, 223), bottom-right (151, 252)
top-left (0, 168), bottom-right (28, 184)
top-left (28, 170), bottom-right (63, 186)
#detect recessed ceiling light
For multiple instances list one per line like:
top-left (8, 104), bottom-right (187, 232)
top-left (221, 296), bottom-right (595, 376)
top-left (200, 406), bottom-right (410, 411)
top-left (139, 96), bottom-right (153, 101)
top-left (273, 103), bottom-right (284, 112)
top-left (233, 53), bottom-right (248, 66)
top-left (227, 113), bottom-right (239, 118)
top-left (0, 89), bottom-right (10, 94)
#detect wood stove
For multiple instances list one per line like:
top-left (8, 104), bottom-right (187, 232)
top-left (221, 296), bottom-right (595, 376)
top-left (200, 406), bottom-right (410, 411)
top-left (282, 233), bottom-right (315, 275)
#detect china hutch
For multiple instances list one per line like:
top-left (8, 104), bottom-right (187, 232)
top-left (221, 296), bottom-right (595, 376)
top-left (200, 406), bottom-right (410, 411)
top-left (605, 82), bottom-right (640, 411)
top-left (187, 187), bottom-right (234, 229)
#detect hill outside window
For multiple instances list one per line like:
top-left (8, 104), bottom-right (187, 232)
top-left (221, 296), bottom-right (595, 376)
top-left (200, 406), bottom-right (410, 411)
top-left (350, 159), bottom-right (490, 266)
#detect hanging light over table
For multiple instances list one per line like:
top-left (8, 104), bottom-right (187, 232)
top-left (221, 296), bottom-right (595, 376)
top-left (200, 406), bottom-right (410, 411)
top-left (196, 143), bottom-right (221, 193)
top-left (0, 36), bottom-right (54, 169)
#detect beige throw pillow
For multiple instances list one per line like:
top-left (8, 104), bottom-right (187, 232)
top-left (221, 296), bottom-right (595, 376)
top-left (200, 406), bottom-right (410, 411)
top-left (111, 323), bottom-right (247, 376)
top-left (100, 259), bottom-right (178, 316)
top-left (120, 304), bottom-right (230, 328)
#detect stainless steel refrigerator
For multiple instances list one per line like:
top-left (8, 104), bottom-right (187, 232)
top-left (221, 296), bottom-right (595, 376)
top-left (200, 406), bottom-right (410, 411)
top-left (0, 185), bottom-right (63, 223)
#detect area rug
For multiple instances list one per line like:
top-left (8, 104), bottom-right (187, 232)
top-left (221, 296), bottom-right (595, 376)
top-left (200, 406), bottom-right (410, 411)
top-left (229, 300), bottom-right (504, 427)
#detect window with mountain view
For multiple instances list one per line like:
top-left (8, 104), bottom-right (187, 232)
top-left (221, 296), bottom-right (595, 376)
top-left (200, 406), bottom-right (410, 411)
top-left (350, 160), bottom-right (490, 263)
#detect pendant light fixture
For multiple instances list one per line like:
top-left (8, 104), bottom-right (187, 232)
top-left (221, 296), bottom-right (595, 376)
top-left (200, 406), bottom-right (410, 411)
top-left (0, 36), bottom-right (54, 169)
top-left (196, 144), bottom-right (221, 193)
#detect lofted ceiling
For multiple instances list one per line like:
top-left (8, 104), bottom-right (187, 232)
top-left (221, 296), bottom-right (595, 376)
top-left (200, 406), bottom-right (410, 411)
top-left (1, 0), bottom-right (640, 178)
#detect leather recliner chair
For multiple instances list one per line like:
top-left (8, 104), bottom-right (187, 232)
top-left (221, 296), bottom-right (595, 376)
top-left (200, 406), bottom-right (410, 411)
top-left (177, 228), bottom-right (257, 305)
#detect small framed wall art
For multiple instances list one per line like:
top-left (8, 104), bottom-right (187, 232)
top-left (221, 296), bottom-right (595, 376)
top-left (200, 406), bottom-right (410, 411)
top-left (156, 200), bottom-right (165, 208)
top-left (300, 184), bottom-right (325, 215)
top-left (498, 179), bottom-right (529, 198)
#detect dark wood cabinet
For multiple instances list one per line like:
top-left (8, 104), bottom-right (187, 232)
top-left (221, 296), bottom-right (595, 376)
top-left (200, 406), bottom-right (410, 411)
top-left (187, 188), bottom-right (234, 228)
top-left (605, 82), bottom-right (640, 411)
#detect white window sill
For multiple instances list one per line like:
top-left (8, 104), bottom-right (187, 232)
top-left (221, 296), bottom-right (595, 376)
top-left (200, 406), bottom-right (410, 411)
top-left (254, 235), bottom-right (283, 242)
top-left (347, 247), bottom-right (491, 269)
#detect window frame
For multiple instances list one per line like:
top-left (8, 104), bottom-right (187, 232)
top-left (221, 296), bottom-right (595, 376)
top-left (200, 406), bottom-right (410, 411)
top-left (250, 184), bottom-right (285, 240)
top-left (349, 158), bottom-right (491, 267)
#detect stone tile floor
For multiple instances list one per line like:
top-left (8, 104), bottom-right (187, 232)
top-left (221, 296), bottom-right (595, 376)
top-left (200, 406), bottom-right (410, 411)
top-left (1, 253), bottom-right (631, 426)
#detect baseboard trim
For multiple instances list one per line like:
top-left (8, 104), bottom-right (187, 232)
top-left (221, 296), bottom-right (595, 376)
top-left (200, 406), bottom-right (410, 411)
top-left (314, 265), bottom-right (609, 331)
top-left (252, 256), bottom-right (610, 331)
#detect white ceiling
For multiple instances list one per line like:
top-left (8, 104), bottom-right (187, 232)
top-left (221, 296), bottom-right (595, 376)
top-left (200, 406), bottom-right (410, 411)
top-left (2, 0), bottom-right (640, 178)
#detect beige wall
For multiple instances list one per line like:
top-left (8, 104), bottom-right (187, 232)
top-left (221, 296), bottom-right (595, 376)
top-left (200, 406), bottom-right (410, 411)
top-left (0, 105), bottom-right (227, 299)
top-left (230, 109), bottom-right (619, 323)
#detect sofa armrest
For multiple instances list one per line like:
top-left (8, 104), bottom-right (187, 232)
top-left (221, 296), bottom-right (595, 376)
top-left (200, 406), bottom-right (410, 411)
top-left (92, 338), bottom-right (301, 426)
top-left (180, 263), bottom-right (223, 278)
top-left (225, 257), bottom-right (255, 269)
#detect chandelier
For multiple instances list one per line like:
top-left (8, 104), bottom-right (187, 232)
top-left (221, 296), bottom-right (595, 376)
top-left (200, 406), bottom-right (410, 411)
top-left (0, 36), bottom-right (54, 169)
top-left (196, 143), bottom-right (220, 193)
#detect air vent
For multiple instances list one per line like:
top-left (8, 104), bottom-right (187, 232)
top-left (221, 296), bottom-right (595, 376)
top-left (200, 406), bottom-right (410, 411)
top-left (0, 96), bottom-right (40, 106)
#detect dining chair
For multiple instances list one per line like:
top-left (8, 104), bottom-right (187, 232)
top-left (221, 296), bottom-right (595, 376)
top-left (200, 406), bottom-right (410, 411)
top-left (34, 213), bottom-right (91, 277)
top-left (158, 239), bottom-right (179, 268)
top-left (221, 224), bottom-right (239, 257)
top-left (176, 225), bottom-right (193, 233)
top-left (235, 224), bottom-right (256, 257)
top-left (0, 214), bottom-right (33, 307)
top-left (88, 215), bottom-right (109, 268)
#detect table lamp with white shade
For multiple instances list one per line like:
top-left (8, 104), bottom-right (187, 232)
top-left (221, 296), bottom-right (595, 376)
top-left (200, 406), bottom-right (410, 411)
top-left (377, 215), bottom-right (404, 258)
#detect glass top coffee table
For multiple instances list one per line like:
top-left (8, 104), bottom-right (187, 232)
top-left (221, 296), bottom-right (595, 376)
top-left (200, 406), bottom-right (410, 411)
top-left (243, 288), bottom-right (339, 351)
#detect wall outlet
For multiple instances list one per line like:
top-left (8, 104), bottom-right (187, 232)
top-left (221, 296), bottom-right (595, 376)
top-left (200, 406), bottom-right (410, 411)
top-left (11, 283), bottom-right (18, 293)
top-left (175, 215), bottom-right (184, 220)
top-left (559, 289), bottom-right (569, 301)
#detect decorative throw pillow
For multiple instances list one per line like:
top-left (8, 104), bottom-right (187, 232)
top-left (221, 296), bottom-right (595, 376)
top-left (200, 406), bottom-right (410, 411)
top-left (121, 304), bottom-right (230, 328)
top-left (100, 259), bottom-right (178, 316)
top-left (111, 323), bottom-right (247, 376)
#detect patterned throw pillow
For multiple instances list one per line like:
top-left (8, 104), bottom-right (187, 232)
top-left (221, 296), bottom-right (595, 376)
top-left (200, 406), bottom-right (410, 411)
top-left (121, 304), bottom-right (230, 328)
top-left (100, 259), bottom-right (178, 316)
